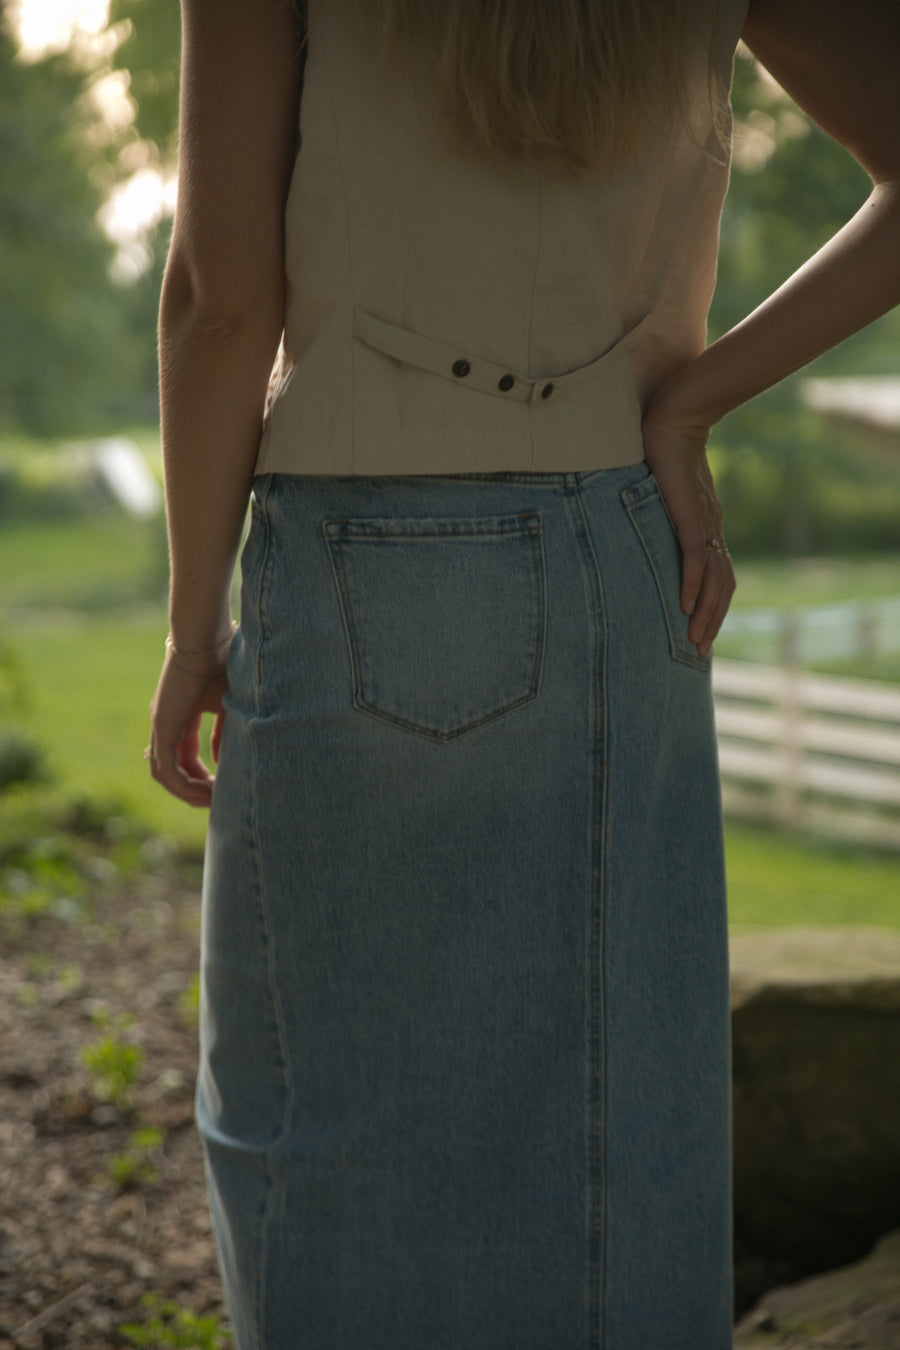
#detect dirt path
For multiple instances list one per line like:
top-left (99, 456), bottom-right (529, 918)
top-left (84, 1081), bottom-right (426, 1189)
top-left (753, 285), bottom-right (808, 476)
top-left (0, 870), bottom-right (228, 1349)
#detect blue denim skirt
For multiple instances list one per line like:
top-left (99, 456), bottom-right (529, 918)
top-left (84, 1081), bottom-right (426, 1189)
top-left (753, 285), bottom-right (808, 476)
top-left (198, 463), bottom-right (732, 1350)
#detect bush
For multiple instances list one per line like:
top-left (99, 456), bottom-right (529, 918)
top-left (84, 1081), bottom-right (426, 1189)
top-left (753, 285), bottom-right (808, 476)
top-left (0, 730), bottom-right (49, 791)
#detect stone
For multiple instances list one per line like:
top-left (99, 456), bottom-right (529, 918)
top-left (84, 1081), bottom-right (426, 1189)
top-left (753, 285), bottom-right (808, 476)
top-left (733, 1229), bottom-right (900, 1348)
top-left (730, 928), bottom-right (900, 1276)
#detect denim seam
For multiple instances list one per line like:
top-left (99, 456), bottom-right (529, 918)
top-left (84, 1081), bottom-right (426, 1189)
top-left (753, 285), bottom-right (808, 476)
top-left (567, 478), bottom-right (608, 1350)
top-left (323, 520), bottom-right (369, 726)
top-left (252, 478), bottom-right (274, 692)
top-left (412, 470), bottom-right (617, 486)
top-left (622, 489), bottom-right (711, 673)
top-left (328, 520), bottom-right (538, 540)
top-left (248, 481), bottom-right (295, 1345)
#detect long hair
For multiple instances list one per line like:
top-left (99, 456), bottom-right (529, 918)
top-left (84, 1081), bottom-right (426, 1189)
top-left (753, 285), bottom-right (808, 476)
top-left (349, 0), bottom-right (720, 174)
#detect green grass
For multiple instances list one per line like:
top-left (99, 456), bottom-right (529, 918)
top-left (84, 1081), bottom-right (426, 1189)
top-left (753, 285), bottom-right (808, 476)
top-left (730, 553), bottom-right (900, 611)
top-left (0, 516), bottom-right (166, 611)
top-left (726, 823), bottom-right (900, 929)
top-left (9, 613), bottom-right (208, 851)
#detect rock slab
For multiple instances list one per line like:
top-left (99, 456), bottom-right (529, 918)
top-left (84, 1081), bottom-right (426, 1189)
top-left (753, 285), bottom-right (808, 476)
top-left (734, 1229), bottom-right (900, 1348)
top-left (730, 927), bottom-right (900, 1278)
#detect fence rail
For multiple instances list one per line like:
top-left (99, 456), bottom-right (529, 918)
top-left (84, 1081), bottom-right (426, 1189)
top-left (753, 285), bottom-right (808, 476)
top-left (717, 595), bottom-right (900, 668)
top-left (712, 658), bottom-right (900, 849)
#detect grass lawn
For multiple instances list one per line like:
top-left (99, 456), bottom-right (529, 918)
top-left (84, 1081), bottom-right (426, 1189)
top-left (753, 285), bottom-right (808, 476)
top-left (9, 612), bottom-right (208, 852)
top-left (725, 822), bottom-right (900, 929)
top-left (0, 516), bottom-right (166, 611)
top-left (730, 553), bottom-right (900, 611)
top-left (3, 612), bottom-right (898, 926)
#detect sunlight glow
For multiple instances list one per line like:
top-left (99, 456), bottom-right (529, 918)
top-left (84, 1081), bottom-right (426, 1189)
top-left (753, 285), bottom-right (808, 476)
top-left (10, 0), bottom-right (176, 280)
top-left (100, 170), bottom-right (177, 282)
top-left (12, 0), bottom-right (111, 60)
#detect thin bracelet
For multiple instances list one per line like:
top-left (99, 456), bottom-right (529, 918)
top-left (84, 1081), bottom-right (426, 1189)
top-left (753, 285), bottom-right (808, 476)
top-left (166, 621), bottom-right (237, 662)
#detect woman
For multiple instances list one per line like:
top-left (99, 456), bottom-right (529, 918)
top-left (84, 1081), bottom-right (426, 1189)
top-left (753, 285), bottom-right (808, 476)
top-left (148, 1), bottom-right (900, 1346)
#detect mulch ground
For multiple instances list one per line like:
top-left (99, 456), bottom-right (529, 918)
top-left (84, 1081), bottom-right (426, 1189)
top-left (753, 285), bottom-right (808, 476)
top-left (0, 866), bottom-right (229, 1350)
top-left (0, 856), bottom-right (819, 1348)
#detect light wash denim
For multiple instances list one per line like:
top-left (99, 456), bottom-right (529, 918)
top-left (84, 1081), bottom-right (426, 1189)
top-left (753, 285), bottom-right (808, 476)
top-left (197, 463), bottom-right (732, 1350)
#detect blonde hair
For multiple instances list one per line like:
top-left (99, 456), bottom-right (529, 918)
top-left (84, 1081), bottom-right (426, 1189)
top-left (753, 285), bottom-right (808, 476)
top-left (349, 0), bottom-right (719, 175)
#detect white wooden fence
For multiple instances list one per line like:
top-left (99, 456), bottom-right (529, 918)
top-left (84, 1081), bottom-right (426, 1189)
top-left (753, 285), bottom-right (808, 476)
top-left (713, 658), bottom-right (900, 850)
top-left (717, 596), bottom-right (900, 668)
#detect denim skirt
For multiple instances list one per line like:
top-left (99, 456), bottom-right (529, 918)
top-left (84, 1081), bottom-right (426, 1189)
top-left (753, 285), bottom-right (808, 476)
top-left (197, 463), bottom-right (732, 1350)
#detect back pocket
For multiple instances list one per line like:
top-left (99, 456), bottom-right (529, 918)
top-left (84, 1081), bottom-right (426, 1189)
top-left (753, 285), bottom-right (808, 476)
top-left (621, 475), bottom-right (710, 672)
top-left (324, 513), bottom-right (545, 740)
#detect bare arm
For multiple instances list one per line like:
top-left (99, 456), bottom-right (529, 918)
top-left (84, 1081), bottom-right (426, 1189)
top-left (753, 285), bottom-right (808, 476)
top-left (149, 0), bottom-right (303, 804)
top-left (162, 0), bottom-right (302, 649)
top-left (665, 0), bottom-right (900, 427)
top-left (644, 0), bottom-right (900, 654)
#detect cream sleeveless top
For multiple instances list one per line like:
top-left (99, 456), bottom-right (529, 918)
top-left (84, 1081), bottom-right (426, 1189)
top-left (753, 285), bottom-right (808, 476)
top-left (256, 0), bottom-right (749, 477)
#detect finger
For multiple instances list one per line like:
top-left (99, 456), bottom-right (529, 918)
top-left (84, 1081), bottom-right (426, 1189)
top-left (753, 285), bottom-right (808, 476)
top-left (687, 559), bottom-right (722, 650)
top-left (149, 747), bottom-right (214, 807)
top-left (150, 710), bottom-right (215, 806)
top-left (706, 563), bottom-right (737, 651)
top-left (679, 531), bottom-right (709, 616)
top-left (210, 710), bottom-right (226, 765)
top-left (176, 722), bottom-right (209, 782)
top-left (690, 557), bottom-right (736, 655)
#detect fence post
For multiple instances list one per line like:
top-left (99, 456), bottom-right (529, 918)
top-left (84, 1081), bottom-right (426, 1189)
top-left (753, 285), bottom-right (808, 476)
top-left (857, 602), bottom-right (877, 667)
top-left (776, 613), bottom-right (803, 828)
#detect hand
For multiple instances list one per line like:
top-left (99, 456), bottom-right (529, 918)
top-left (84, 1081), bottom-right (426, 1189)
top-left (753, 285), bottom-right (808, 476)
top-left (641, 402), bottom-right (736, 659)
top-left (147, 644), bottom-right (230, 807)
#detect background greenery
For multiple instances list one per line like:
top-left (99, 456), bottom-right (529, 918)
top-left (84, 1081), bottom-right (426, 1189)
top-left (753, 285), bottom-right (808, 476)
top-left (0, 8), bottom-right (897, 929)
top-left (2, 12), bottom-right (899, 543)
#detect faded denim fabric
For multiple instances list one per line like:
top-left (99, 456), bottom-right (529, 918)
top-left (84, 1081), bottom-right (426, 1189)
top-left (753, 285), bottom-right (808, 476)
top-left (197, 463), bottom-right (732, 1350)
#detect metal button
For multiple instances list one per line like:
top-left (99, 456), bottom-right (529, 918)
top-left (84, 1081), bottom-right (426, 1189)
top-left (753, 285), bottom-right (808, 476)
top-left (541, 382), bottom-right (555, 400)
top-left (452, 359), bottom-right (471, 378)
top-left (498, 374), bottom-right (515, 392)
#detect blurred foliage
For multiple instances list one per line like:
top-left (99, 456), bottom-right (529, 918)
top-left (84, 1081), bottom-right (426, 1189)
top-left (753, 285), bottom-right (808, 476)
top-left (109, 0), bottom-right (181, 171)
top-left (0, 730), bottom-right (49, 791)
top-left (715, 52), bottom-right (873, 332)
top-left (1, 15), bottom-right (898, 554)
top-left (0, 14), bottom-right (162, 433)
top-left (709, 50), bottom-right (900, 556)
top-left (0, 24), bottom-right (127, 432)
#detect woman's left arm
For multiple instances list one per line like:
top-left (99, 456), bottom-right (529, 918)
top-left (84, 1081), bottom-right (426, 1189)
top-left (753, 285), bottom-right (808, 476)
top-left (148, 0), bottom-right (304, 805)
top-left (644, 0), bottom-right (900, 659)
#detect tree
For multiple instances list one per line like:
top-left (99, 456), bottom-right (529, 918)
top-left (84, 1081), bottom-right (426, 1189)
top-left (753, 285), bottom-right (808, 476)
top-left (0, 18), bottom-right (154, 433)
top-left (108, 0), bottom-right (181, 171)
top-left (708, 50), bottom-right (900, 555)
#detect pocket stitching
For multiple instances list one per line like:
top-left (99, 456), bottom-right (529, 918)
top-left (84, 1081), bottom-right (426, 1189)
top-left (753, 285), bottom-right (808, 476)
top-left (324, 514), bottom-right (546, 741)
top-left (621, 485), bottom-right (711, 673)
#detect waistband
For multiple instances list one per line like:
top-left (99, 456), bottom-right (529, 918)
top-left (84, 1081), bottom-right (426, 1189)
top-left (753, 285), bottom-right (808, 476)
top-left (254, 461), bottom-right (651, 495)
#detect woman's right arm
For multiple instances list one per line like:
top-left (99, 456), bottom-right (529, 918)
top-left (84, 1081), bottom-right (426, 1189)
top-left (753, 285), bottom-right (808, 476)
top-left (147, 0), bottom-right (304, 805)
top-left (643, 0), bottom-right (900, 655)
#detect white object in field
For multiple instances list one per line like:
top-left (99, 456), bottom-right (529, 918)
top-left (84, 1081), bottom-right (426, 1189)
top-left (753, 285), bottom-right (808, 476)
top-left (92, 436), bottom-right (163, 518)
top-left (802, 376), bottom-right (900, 430)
